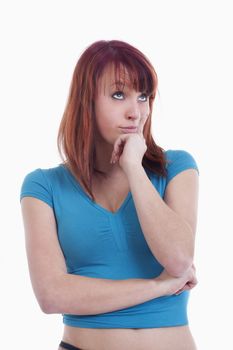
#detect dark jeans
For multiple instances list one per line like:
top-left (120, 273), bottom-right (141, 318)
top-left (59, 340), bottom-right (83, 350)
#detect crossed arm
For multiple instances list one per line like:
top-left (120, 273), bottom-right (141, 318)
top-left (20, 166), bottom-right (199, 314)
top-left (125, 164), bottom-right (199, 277)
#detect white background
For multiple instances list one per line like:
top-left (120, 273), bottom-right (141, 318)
top-left (1, 0), bottom-right (232, 349)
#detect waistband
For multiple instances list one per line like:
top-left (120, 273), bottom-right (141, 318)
top-left (59, 340), bottom-right (82, 350)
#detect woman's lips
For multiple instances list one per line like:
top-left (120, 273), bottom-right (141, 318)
top-left (120, 127), bottom-right (138, 133)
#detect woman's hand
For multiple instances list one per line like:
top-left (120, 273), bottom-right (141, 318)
top-left (173, 263), bottom-right (198, 295)
top-left (154, 263), bottom-right (198, 296)
top-left (110, 115), bottom-right (148, 173)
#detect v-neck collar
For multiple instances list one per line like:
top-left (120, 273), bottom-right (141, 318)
top-left (60, 164), bottom-right (133, 216)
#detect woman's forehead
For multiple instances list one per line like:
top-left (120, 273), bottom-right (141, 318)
top-left (98, 64), bottom-right (134, 91)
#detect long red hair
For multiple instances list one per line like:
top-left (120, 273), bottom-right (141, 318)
top-left (57, 40), bottom-right (168, 201)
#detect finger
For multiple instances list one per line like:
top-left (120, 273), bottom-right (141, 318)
top-left (111, 135), bottom-right (127, 162)
top-left (189, 278), bottom-right (198, 288)
top-left (117, 139), bottom-right (126, 156)
top-left (175, 289), bottom-right (184, 295)
top-left (113, 136), bottom-right (125, 153)
top-left (175, 285), bottom-right (190, 295)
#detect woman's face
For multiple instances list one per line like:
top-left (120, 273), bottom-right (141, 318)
top-left (94, 65), bottom-right (150, 146)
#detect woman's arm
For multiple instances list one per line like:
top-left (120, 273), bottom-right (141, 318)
top-left (124, 165), bottom-right (199, 277)
top-left (21, 197), bottom-right (191, 315)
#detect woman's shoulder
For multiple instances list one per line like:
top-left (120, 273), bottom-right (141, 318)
top-left (164, 148), bottom-right (196, 161)
top-left (21, 163), bottom-right (64, 180)
top-left (163, 148), bottom-right (199, 184)
top-left (19, 164), bottom-right (64, 209)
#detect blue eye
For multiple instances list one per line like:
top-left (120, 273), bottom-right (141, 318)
top-left (112, 91), bottom-right (124, 100)
top-left (112, 91), bottom-right (148, 101)
top-left (139, 93), bottom-right (148, 102)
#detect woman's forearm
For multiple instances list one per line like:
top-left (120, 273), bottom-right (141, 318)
top-left (44, 274), bottom-right (168, 315)
top-left (125, 164), bottom-right (194, 276)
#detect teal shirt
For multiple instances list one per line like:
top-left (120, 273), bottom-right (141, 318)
top-left (20, 149), bottom-right (199, 328)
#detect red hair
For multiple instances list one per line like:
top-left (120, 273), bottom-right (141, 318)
top-left (57, 40), bottom-right (168, 201)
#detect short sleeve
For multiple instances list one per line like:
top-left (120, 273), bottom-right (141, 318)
top-left (165, 149), bottom-right (199, 185)
top-left (20, 168), bottom-right (53, 209)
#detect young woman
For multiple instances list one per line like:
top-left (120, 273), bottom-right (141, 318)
top-left (20, 40), bottom-right (199, 350)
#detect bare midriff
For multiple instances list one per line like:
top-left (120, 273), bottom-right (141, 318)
top-left (61, 325), bottom-right (197, 350)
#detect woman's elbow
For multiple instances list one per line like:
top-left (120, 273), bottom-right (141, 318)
top-left (165, 257), bottom-right (193, 278)
top-left (36, 285), bottom-right (61, 314)
top-left (38, 293), bottom-right (57, 314)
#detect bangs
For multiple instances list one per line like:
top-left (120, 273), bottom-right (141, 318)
top-left (97, 57), bottom-right (156, 98)
top-left (114, 61), bottom-right (154, 96)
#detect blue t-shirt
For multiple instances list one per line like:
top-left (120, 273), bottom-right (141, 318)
top-left (20, 149), bottom-right (199, 328)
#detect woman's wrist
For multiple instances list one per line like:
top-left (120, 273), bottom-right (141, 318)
top-left (151, 278), bottom-right (171, 297)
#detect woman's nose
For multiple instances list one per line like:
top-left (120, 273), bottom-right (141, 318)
top-left (125, 103), bottom-right (140, 120)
